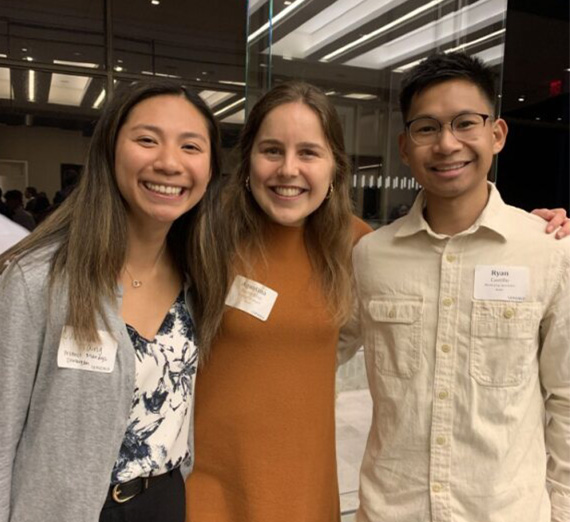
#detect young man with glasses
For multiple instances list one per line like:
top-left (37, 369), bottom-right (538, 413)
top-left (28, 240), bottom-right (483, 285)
top-left (340, 52), bottom-right (570, 522)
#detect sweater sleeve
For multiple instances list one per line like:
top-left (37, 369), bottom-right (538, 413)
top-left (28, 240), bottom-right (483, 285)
top-left (0, 263), bottom-right (45, 522)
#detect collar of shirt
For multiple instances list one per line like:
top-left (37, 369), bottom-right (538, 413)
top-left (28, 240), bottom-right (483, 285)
top-left (395, 182), bottom-right (510, 241)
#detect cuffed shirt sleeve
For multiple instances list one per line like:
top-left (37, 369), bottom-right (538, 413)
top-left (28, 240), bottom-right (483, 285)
top-left (0, 263), bottom-right (44, 522)
top-left (539, 251), bottom-right (570, 522)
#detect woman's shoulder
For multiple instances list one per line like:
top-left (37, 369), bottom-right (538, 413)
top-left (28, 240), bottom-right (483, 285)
top-left (1, 244), bottom-right (58, 292)
top-left (350, 215), bottom-right (373, 246)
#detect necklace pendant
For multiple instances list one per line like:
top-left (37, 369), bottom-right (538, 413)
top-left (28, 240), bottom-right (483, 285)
top-left (132, 280), bottom-right (142, 288)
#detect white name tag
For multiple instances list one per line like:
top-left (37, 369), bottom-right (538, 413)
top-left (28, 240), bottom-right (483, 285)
top-left (474, 265), bottom-right (529, 302)
top-left (57, 326), bottom-right (118, 373)
top-left (225, 275), bottom-right (278, 321)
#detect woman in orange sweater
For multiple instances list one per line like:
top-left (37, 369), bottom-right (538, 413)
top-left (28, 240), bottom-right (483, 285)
top-left (186, 81), bottom-right (370, 521)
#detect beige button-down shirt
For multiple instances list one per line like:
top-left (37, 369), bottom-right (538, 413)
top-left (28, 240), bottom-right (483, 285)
top-left (340, 184), bottom-right (570, 522)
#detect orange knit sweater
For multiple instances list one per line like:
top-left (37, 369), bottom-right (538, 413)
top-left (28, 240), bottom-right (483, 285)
top-left (186, 217), bottom-right (371, 522)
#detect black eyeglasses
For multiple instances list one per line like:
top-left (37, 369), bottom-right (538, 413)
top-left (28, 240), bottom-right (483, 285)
top-left (405, 112), bottom-right (492, 145)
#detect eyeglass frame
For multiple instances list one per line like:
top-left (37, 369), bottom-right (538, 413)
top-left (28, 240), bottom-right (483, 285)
top-left (404, 112), bottom-right (493, 145)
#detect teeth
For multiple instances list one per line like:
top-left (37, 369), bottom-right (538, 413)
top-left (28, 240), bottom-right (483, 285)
top-left (433, 163), bottom-right (467, 172)
top-left (144, 182), bottom-right (182, 196)
top-left (273, 186), bottom-right (303, 197)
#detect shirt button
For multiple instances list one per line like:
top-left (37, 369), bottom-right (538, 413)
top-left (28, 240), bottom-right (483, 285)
top-left (446, 254), bottom-right (456, 263)
top-left (503, 308), bottom-right (515, 319)
top-left (439, 390), bottom-right (449, 400)
top-left (441, 344), bottom-right (451, 353)
top-left (442, 297), bottom-right (453, 307)
top-left (432, 483), bottom-right (442, 493)
top-left (388, 308), bottom-right (396, 319)
top-left (436, 435), bottom-right (447, 445)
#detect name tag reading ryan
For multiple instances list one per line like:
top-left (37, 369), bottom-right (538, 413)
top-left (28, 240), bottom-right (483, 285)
top-left (225, 275), bottom-right (278, 321)
top-left (474, 265), bottom-right (529, 302)
top-left (57, 326), bottom-right (118, 373)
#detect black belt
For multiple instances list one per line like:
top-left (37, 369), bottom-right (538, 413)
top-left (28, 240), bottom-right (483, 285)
top-left (104, 468), bottom-right (179, 507)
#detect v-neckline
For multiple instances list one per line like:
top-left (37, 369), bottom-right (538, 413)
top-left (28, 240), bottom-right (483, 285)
top-left (125, 289), bottom-right (183, 343)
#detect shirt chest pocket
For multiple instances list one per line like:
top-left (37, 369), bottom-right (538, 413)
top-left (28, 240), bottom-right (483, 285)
top-left (366, 297), bottom-right (423, 378)
top-left (470, 301), bottom-right (541, 387)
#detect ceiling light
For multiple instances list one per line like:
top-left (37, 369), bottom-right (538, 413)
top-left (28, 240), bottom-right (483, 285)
top-left (0, 54), bottom-right (7, 58)
top-left (219, 80), bottom-right (246, 87)
top-left (284, 0), bottom-right (292, 4)
top-left (114, 65), bottom-right (123, 72)
top-left (248, 0), bottom-right (308, 43)
top-left (151, 0), bottom-right (160, 4)
top-left (25, 56), bottom-right (34, 62)
top-left (214, 97), bottom-right (246, 117)
top-left (344, 93), bottom-right (376, 100)
top-left (0, 67), bottom-right (11, 99)
top-left (28, 70), bottom-right (35, 102)
top-left (395, 29), bottom-right (507, 73)
top-left (535, 117), bottom-right (541, 121)
top-left (325, 90), bottom-right (337, 96)
top-left (557, 117), bottom-right (562, 121)
top-left (48, 74), bottom-right (92, 106)
top-left (54, 59), bottom-right (99, 68)
top-left (445, 29), bottom-right (505, 53)
top-left (93, 89), bottom-right (106, 109)
top-left (322, 0), bottom-right (445, 62)
top-left (518, 96), bottom-right (525, 102)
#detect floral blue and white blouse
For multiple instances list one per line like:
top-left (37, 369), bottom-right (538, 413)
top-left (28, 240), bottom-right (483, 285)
top-left (111, 290), bottom-right (198, 483)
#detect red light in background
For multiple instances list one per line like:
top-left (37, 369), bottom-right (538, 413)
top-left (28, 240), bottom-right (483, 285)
top-left (549, 80), bottom-right (562, 96)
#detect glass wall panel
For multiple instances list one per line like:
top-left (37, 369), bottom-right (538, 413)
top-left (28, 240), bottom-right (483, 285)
top-left (246, 0), bottom-right (508, 226)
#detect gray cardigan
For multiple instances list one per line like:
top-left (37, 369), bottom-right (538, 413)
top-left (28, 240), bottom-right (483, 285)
top-left (0, 248), bottom-right (194, 522)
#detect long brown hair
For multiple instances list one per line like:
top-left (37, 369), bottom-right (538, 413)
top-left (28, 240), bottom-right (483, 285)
top-left (198, 81), bottom-right (354, 359)
top-left (0, 80), bottom-right (222, 345)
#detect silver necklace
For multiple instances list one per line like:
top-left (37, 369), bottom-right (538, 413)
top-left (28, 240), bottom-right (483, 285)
top-left (124, 266), bottom-right (143, 288)
top-left (124, 243), bottom-right (166, 289)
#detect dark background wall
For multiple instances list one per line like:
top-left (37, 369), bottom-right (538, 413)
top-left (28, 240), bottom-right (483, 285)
top-left (497, 0), bottom-right (569, 212)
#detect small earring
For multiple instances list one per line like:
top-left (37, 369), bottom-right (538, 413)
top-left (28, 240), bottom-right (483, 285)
top-left (245, 176), bottom-right (251, 192)
top-left (325, 183), bottom-right (334, 200)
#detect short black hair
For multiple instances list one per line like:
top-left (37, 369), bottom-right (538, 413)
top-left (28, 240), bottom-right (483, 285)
top-left (399, 52), bottom-right (497, 121)
top-left (4, 189), bottom-right (24, 204)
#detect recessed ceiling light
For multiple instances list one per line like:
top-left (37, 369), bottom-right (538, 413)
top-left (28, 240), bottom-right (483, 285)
top-left (22, 47), bottom-right (28, 52)
top-left (557, 117), bottom-right (562, 121)
top-left (93, 89), bottom-right (106, 109)
top-left (24, 56), bottom-right (34, 62)
top-left (28, 70), bottom-right (35, 102)
top-left (117, 59), bottom-right (123, 64)
top-left (151, 0), bottom-right (160, 4)
top-left (114, 65), bottom-right (123, 72)
top-left (535, 117), bottom-right (541, 121)
top-left (518, 96), bottom-right (525, 102)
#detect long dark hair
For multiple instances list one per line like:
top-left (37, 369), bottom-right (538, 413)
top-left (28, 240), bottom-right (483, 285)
top-left (0, 80), bottom-right (222, 345)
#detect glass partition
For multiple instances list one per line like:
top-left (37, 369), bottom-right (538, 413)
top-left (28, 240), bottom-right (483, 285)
top-left (246, 0), bottom-right (508, 227)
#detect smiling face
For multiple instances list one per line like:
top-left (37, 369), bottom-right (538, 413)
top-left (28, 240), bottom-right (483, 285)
top-left (249, 101), bottom-right (335, 227)
top-left (399, 79), bottom-right (507, 208)
top-left (114, 94), bottom-right (211, 231)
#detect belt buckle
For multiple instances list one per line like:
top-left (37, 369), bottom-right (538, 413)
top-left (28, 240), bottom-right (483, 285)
top-left (111, 483), bottom-right (137, 504)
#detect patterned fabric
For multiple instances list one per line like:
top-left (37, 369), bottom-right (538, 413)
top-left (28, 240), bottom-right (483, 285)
top-left (111, 291), bottom-right (198, 484)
